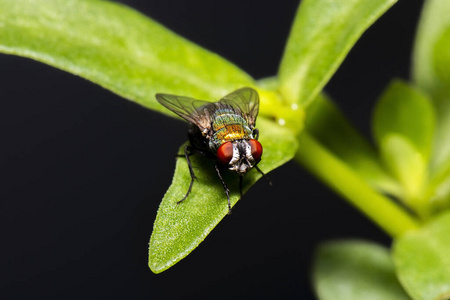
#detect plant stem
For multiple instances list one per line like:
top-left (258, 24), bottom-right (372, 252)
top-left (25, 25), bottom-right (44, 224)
top-left (295, 132), bottom-right (420, 238)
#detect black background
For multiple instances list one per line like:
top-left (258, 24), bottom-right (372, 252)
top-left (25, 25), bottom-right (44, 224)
top-left (0, 0), bottom-right (423, 299)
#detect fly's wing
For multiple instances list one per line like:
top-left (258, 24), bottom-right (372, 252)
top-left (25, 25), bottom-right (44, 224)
top-left (155, 93), bottom-right (214, 131)
top-left (219, 87), bottom-right (260, 127)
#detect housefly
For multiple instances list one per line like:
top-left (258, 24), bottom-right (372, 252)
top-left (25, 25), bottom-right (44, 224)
top-left (155, 87), bottom-right (268, 214)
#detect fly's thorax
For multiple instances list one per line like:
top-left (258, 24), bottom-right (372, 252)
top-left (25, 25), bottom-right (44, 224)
top-left (208, 108), bottom-right (253, 151)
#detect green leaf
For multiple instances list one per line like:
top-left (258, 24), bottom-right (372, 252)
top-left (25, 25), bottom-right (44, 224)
top-left (0, 0), bottom-right (254, 116)
top-left (393, 211), bottom-right (450, 300)
top-left (278, 0), bottom-right (397, 106)
top-left (148, 118), bottom-right (297, 273)
top-left (413, 0), bottom-right (450, 170)
top-left (313, 240), bottom-right (411, 300)
top-left (373, 80), bottom-right (435, 161)
top-left (305, 93), bottom-right (401, 196)
top-left (379, 134), bottom-right (427, 214)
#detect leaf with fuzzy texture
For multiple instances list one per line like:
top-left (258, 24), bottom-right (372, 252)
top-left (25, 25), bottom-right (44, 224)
top-left (0, 0), bottom-right (254, 116)
top-left (149, 118), bottom-right (297, 273)
top-left (313, 240), bottom-right (411, 300)
top-left (278, 0), bottom-right (397, 106)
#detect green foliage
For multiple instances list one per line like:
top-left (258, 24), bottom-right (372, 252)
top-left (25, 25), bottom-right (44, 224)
top-left (393, 212), bottom-right (450, 300)
top-left (409, 0), bottom-right (450, 218)
top-left (370, 80), bottom-right (435, 212)
top-left (313, 240), bottom-right (411, 300)
top-left (373, 80), bottom-right (435, 160)
top-left (278, 0), bottom-right (396, 106)
top-left (0, 0), bottom-right (400, 272)
top-left (379, 134), bottom-right (427, 212)
top-left (0, 0), bottom-right (254, 117)
top-left (305, 94), bottom-right (400, 196)
top-left (295, 133), bottom-right (419, 238)
top-left (3, 0), bottom-right (450, 298)
top-left (413, 0), bottom-right (450, 171)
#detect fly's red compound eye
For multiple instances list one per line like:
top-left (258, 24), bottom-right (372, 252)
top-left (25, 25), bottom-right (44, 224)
top-left (217, 142), bottom-right (234, 165)
top-left (249, 139), bottom-right (263, 162)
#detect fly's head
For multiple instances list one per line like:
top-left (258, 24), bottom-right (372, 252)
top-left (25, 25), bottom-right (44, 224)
top-left (216, 139), bottom-right (263, 175)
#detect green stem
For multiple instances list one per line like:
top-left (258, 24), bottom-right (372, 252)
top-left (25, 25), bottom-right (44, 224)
top-left (295, 132), bottom-right (420, 238)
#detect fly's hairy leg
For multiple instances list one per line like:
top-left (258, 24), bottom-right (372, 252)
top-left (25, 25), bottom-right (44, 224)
top-left (255, 165), bottom-right (273, 186)
top-left (214, 164), bottom-right (232, 215)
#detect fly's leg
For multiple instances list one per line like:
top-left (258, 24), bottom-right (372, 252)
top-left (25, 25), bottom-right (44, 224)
top-left (253, 128), bottom-right (259, 140)
top-left (214, 164), bottom-right (232, 215)
top-left (255, 165), bottom-right (273, 186)
top-left (177, 145), bottom-right (197, 204)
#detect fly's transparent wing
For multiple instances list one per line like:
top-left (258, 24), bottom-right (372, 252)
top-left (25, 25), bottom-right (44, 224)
top-left (155, 93), bottom-right (214, 131)
top-left (219, 87), bottom-right (260, 127)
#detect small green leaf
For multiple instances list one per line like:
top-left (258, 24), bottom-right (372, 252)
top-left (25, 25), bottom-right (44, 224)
top-left (305, 94), bottom-right (400, 196)
top-left (278, 0), bottom-right (396, 106)
top-left (372, 80), bottom-right (435, 161)
top-left (413, 0), bottom-right (450, 170)
top-left (149, 118), bottom-right (297, 273)
top-left (379, 134), bottom-right (427, 213)
top-left (0, 0), bottom-right (254, 115)
top-left (313, 240), bottom-right (411, 300)
top-left (393, 211), bottom-right (450, 300)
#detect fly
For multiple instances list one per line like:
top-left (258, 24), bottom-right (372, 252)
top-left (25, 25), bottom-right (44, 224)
top-left (155, 87), bottom-right (269, 214)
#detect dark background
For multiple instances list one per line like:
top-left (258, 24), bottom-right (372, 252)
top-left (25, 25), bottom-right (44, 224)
top-left (0, 0), bottom-right (423, 299)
